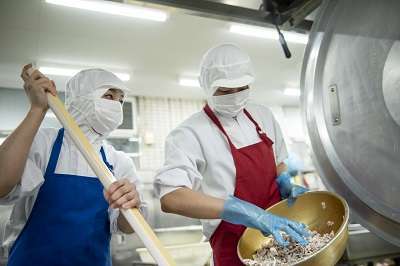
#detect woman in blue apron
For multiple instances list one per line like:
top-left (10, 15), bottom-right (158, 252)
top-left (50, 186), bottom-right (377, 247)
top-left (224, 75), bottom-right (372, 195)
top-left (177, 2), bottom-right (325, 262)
top-left (0, 65), bottom-right (146, 266)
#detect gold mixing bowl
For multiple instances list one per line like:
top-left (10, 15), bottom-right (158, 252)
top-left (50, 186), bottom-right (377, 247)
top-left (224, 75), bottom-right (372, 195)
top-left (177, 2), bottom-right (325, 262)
top-left (237, 191), bottom-right (349, 265)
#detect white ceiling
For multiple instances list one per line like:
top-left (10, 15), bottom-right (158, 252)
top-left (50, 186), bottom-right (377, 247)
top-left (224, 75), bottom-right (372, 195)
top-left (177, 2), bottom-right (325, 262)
top-left (0, 0), bottom-right (306, 106)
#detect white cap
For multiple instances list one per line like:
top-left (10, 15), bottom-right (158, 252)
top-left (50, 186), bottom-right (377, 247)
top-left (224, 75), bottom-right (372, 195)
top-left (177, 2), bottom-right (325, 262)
top-left (198, 43), bottom-right (255, 96)
top-left (65, 68), bottom-right (130, 126)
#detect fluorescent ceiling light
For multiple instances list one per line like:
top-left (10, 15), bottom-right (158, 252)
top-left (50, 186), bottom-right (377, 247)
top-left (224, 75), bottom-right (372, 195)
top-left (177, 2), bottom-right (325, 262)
top-left (45, 0), bottom-right (168, 22)
top-left (39, 66), bottom-right (78, 77)
top-left (284, 88), bottom-right (301, 96)
top-left (39, 66), bottom-right (130, 81)
top-left (230, 24), bottom-right (308, 44)
top-left (179, 78), bottom-right (200, 87)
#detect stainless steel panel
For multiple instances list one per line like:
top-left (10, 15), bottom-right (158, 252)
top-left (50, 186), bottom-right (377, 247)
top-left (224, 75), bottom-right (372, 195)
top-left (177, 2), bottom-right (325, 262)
top-left (328, 84), bottom-right (341, 126)
top-left (383, 41), bottom-right (400, 127)
top-left (345, 224), bottom-right (400, 261)
top-left (302, 0), bottom-right (400, 246)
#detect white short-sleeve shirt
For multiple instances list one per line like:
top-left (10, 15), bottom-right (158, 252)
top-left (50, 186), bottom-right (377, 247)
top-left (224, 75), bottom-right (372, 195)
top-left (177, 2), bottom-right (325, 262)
top-left (154, 103), bottom-right (288, 239)
top-left (0, 127), bottom-right (147, 253)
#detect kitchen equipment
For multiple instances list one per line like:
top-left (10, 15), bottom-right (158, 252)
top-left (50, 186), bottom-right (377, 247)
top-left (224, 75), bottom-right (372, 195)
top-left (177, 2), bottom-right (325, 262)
top-left (301, 0), bottom-right (400, 246)
top-left (344, 224), bottom-right (400, 263)
top-left (112, 226), bottom-right (205, 265)
top-left (136, 242), bottom-right (211, 266)
top-left (238, 191), bottom-right (349, 265)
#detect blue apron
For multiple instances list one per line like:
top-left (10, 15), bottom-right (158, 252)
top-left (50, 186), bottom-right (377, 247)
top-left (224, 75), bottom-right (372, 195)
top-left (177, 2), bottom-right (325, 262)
top-left (8, 128), bottom-right (113, 266)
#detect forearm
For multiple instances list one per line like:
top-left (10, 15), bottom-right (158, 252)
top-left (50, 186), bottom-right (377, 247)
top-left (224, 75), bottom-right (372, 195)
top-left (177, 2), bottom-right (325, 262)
top-left (117, 212), bottom-right (134, 234)
top-left (0, 107), bottom-right (45, 197)
top-left (160, 187), bottom-right (224, 219)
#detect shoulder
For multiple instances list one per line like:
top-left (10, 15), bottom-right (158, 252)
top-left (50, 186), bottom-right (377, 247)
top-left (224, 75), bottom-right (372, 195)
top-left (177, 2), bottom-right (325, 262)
top-left (163, 110), bottom-right (214, 157)
top-left (102, 142), bottom-right (132, 166)
top-left (32, 127), bottom-right (61, 150)
top-left (168, 111), bottom-right (209, 140)
top-left (245, 102), bottom-right (275, 121)
top-left (36, 127), bottom-right (60, 140)
top-left (102, 142), bottom-right (137, 179)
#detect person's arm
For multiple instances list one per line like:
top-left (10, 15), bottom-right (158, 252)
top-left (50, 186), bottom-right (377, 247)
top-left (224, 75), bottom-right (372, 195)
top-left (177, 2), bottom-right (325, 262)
top-left (277, 161), bottom-right (308, 206)
top-left (156, 133), bottom-right (308, 246)
top-left (161, 187), bottom-right (224, 219)
top-left (161, 187), bottom-right (309, 246)
top-left (103, 178), bottom-right (141, 234)
top-left (117, 213), bottom-right (134, 234)
top-left (0, 64), bottom-right (56, 198)
top-left (268, 111), bottom-right (308, 205)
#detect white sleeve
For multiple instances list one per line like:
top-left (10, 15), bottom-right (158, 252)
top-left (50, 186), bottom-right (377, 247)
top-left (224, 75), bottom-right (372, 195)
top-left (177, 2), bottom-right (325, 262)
top-left (272, 115), bottom-right (289, 165)
top-left (154, 127), bottom-right (205, 199)
top-left (0, 129), bottom-right (49, 205)
top-left (105, 146), bottom-right (148, 234)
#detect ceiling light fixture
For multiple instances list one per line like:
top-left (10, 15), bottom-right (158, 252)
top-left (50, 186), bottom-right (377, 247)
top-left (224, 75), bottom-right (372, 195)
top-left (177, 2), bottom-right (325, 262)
top-left (179, 78), bottom-right (200, 87)
top-left (283, 88), bottom-right (301, 96)
top-left (39, 66), bottom-right (130, 81)
top-left (230, 24), bottom-right (308, 44)
top-left (45, 0), bottom-right (168, 22)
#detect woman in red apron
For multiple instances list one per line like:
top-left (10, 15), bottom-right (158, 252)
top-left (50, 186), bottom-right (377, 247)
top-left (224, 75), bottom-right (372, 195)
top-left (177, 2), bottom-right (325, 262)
top-left (205, 103), bottom-right (308, 265)
top-left (155, 44), bottom-right (309, 265)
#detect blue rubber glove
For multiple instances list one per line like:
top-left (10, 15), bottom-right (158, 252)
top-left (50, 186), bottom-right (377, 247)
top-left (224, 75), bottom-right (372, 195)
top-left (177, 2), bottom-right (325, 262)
top-left (277, 172), bottom-right (309, 206)
top-left (221, 196), bottom-right (309, 246)
top-left (284, 154), bottom-right (303, 177)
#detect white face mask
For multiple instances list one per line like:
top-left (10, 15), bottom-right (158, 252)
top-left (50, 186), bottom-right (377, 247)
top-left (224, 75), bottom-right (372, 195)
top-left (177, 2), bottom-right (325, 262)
top-left (87, 98), bottom-right (123, 135)
top-left (210, 89), bottom-right (250, 117)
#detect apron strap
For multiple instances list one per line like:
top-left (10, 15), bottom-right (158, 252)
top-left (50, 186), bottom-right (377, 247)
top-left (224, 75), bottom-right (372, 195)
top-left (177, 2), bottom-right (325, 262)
top-left (204, 104), bottom-right (274, 148)
top-left (44, 128), bottom-right (65, 177)
top-left (44, 128), bottom-right (115, 177)
top-left (243, 109), bottom-right (264, 135)
top-left (100, 147), bottom-right (114, 174)
top-left (203, 104), bottom-right (235, 148)
top-left (243, 109), bottom-right (274, 145)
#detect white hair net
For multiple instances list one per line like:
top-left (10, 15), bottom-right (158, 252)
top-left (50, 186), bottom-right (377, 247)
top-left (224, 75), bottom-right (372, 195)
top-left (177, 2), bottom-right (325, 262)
top-left (198, 43), bottom-right (255, 97)
top-left (65, 68), bottom-right (130, 126)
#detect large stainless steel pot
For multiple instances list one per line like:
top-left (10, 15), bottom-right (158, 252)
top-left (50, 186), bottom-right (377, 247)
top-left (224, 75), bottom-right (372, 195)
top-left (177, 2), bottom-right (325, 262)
top-left (301, 0), bottom-right (400, 246)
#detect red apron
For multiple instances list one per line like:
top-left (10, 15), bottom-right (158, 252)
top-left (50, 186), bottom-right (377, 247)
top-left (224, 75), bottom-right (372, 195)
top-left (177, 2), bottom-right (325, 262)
top-left (204, 104), bottom-right (281, 266)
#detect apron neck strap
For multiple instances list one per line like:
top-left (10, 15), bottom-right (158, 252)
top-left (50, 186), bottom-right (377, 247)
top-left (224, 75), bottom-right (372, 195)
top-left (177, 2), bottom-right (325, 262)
top-left (100, 147), bottom-right (114, 174)
top-left (243, 109), bottom-right (265, 137)
top-left (45, 128), bottom-right (65, 176)
top-left (203, 104), bottom-right (235, 147)
top-left (204, 104), bottom-right (273, 147)
top-left (45, 128), bottom-right (115, 177)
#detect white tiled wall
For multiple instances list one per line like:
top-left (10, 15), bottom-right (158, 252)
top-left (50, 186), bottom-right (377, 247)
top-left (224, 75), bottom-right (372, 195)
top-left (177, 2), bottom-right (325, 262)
top-left (137, 96), bottom-right (204, 171)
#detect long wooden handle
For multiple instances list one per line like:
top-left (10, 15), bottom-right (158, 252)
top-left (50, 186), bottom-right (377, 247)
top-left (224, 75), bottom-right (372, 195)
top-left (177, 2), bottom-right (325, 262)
top-left (25, 67), bottom-right (175, 264)
top-left (46, 93), bottom-right (175, 265)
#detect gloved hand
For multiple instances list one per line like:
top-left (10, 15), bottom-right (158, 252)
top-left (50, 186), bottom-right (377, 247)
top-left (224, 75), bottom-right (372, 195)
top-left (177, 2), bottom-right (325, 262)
top-left (221, 196), bottom-right (309, 246)
top-left (277, 172), bottom-right (309, 206)
top-left (284, 154), bottom-right (303, 177)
